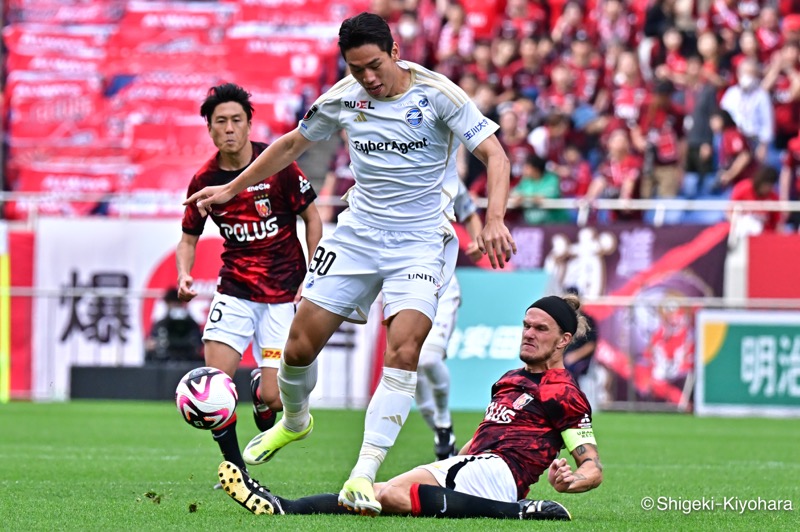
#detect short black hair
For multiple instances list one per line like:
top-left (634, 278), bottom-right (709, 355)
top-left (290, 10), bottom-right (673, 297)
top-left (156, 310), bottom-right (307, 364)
top-left (753, 165), bottom-right (779, 188)
top-left (712, 108), bottom-right (736, 129)
top-left (200, 83), bottom-right (254, 125)
top-left (338, 12), bottom-right (393, 57)
top-left (525, 154), bottom-right (547, 173)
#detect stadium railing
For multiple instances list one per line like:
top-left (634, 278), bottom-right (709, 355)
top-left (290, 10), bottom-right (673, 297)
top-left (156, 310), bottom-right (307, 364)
top-left (3, 191), bottom-right (800, 227)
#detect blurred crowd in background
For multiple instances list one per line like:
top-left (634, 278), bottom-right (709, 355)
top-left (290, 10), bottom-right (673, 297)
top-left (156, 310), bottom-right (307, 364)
top-left (2, 0), bottom-right (800, 230)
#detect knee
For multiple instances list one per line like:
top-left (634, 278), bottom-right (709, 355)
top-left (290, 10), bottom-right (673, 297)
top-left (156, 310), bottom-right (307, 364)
top-left (283, 330), bottom-right (317, 366)
top-left (376, 483), bottom-right (413, 514)
top-left (385, 342), bottom-right (423, 371)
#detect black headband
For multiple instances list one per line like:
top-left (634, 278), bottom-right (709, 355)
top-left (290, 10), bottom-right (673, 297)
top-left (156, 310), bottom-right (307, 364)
top-left (528, 296), bottom-right (577, 335)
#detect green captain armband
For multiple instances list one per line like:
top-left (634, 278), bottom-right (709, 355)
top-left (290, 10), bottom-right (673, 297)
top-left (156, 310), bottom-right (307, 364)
top-left (562, 428), bottom-right (597, 452)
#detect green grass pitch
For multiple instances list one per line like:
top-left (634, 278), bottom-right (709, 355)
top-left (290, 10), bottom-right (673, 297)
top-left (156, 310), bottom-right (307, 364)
top-left (1, 401), bottom-right (797, 531)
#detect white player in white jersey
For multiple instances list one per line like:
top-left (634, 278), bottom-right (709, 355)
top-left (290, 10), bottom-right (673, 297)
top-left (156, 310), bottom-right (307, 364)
top-left (186, 12), bottom-right (516, 517)
top-left (416, 181), bottom-right (483, 461)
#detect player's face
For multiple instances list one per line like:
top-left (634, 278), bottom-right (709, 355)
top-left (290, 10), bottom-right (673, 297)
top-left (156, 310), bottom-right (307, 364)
top-left (344, 43), bottom-right (407, 99)
top-left (519, 308), bottom-right (569, 370)
top-left (208, 102), bottom-right (251, 155)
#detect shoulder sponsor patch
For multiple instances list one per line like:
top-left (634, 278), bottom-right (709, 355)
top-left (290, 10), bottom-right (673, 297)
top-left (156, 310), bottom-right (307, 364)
top-left (303, 105), bottom-right (319, 121)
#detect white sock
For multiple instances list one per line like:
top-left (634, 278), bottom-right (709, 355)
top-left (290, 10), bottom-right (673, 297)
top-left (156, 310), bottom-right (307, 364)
top-left (415, 371), bottom-right (437, 431)
top-left (418, 345), bottom-right (452, 428)
top-left (349, 367), bottom-right (417, 483)
top-left (277, 359), bottom-right (318, 433)
top-left (428, 358), bottom-right (452, 428)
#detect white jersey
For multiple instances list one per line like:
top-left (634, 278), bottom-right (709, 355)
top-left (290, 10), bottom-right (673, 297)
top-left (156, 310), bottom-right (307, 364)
top-left (298, 60), bottom-right (499, 231)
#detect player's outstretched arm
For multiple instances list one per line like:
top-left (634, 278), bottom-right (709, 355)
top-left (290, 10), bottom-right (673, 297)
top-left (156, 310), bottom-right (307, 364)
top-left (184, 129), bottom-right (316, 215)
top-left (548, 444), bottom-right (603, 494)
top-left (176, 233), bottom-right (200, 302)
top-left (471, 135), bottom-right (517, 269)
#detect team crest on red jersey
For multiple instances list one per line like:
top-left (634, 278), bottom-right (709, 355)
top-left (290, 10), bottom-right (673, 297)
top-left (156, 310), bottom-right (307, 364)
top-left (255, 197), bottom-right (272, 217)
top-left (512, 393), bottom-right (534, 409)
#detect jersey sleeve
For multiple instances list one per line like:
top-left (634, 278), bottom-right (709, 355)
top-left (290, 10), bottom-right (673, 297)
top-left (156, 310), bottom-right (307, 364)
top-left (431, 79), bottom-right (499, 153)
top-left (541, 384), bottom-right (597, 452)
top-left (278, 161), bottom-right (318, 214)
top-left (297, 81), bottom-right (346, 142)
top-left (181, 175), bottom-right (207, 236)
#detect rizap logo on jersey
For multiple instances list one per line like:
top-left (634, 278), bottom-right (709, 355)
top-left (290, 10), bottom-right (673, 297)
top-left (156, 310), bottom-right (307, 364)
top-left (484, 402), bottom-right (516, 424)
top-left (221, 219), bottom-right (278, 242)
top-left (405, 107), bottom-right (423, 128)
top-left (303, 105), bottom-right (318, 121)
top-left (344, 100), bottom-right (375, 109)
top-left (254, 196), bottom-right (272, 217)
top-left (464, 118), bottom-right (489, 141)
top-left (352, 137), bottom-right (429, 155)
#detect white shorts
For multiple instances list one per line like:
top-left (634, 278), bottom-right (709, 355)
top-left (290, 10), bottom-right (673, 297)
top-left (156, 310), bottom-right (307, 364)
top-left (416, 453), bottom-right (518, 502)
top-left (421, 275), bottom-right (461, 352)
top-left (202, 292), bottom-right (295, 369)
top-left (301, 211), bottom-right (458, 324)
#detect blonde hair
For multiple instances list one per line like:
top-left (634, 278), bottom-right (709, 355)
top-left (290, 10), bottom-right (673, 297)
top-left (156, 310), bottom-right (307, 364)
top-left (562, 292), bottom-right (590, 340)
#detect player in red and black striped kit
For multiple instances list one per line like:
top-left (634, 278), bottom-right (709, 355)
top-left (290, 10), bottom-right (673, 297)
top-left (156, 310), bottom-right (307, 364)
top-left (177, 83), bottom-right (322, 480)
top-left (217, 293), bottom-right (603, 520)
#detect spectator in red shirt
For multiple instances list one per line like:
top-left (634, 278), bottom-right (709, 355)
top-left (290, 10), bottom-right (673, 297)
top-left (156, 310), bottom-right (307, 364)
top-left (630, 80), bottom-right (685, 199)
top-left (536, 63), bottom-right (578, 118)
top-left (703, 0), bottom-right (744, 35)
top-left (528, 112), bottom-right (572, 166)
top-left (506, 36), bottom-right (549, 101)
top-left (654, 26), bottom-right (688, 87)
top-left (585, 127), bottom-right (644, 222)
top-left (710, 109), bottom-right (759, 194)
top-left (730, 30), bottom-right (762, 75)
top-left (394, 10), bottom-right (431, 68)
top-left (464, 41), bottom-right (503, 93)
top-left (564, 32), bottom-right (607, 112)
top-left (754, 6), bottom-right (783, 62)
top-left (608, 50), bottom-right (647, 126)
top-left (555, 143), bottom-right (593, 199)
top-left (497, 105), bottom-right (533, 187)
top-left (551, 1), bottom-right (590, 54)
top-left (435, 2), bottom-right (475, 79)
top-left (762, 41), bottom-right (800, 150)
top-left (595, 0), bottom-right (636, 51)
top-left (728, 165), bottom-right (781, 233)
top-left (697, 31), bottom-right (731, 90)
top-left (779, 134), bottom-right (800, 229)
top-left (496, 0), bottom-right (550, 40)
top-left (493, 36), bottom-right (522, 102)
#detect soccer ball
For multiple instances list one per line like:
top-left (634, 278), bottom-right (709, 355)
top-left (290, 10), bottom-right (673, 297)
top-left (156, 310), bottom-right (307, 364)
top-left (175, 367), bottom-right (238, 430)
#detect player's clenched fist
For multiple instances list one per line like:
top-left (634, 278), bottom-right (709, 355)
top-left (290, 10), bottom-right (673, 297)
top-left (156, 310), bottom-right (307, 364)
top-left (548, 458), bottom-right (574, 493)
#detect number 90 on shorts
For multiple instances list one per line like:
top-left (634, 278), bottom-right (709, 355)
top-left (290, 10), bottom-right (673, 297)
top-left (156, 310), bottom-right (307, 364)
top-left (300, 213), bottom-right (458, 324)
